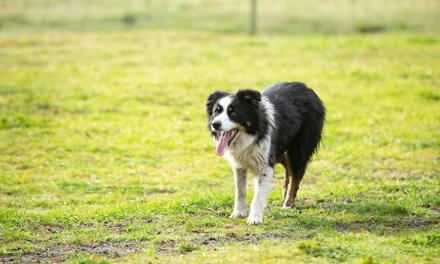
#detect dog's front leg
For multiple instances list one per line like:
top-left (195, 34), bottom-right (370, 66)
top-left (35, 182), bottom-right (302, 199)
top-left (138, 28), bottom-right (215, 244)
top-left (246, 166), bottom-right (274, 225)
top-left (230, 166), bottom-right (247, 218)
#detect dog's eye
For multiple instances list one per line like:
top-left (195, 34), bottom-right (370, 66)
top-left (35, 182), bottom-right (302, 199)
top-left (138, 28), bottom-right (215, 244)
top-left (215, 106), bottom-right (222, 115)
top-left (231, 111), bottom-right (236, 116)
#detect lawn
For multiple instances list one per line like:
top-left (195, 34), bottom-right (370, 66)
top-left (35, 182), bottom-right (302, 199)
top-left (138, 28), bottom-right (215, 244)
top-left (0, 1), bottom-right (440, 263)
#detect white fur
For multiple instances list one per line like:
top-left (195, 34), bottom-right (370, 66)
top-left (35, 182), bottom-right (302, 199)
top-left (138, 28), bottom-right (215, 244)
top-left (225, 97), bottom-right (275, 170)
top-left (223, 96), bottom-right (277, 225)
top-left (211, 97), bottom-right (235, 132)
top-left (229, 166), bottom-right (247, 218)
top-left (247, 167), bottom-right (274, 224)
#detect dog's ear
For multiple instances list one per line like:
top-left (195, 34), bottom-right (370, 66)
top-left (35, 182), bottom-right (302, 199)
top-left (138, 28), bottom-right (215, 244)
top-left (236, 89), bottom-right (261, 106)
top-left (206, 91), bottom-right (228, 116)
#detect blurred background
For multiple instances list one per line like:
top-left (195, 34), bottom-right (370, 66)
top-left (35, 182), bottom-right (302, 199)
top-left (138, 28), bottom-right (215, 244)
top-left (1, 0), bottom-right (439, 35)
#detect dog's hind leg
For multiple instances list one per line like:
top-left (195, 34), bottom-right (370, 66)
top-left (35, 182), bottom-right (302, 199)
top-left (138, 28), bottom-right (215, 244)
top-left (282, 166), bottom-right (305, 209)
top-left (282, 151), bottom-right (307, 209)
top-left (278, 153), bottom-right (290, 203)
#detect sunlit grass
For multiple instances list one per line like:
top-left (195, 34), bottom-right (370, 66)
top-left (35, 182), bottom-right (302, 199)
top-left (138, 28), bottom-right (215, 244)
top-left (0, 7), bottom-right (439, 263)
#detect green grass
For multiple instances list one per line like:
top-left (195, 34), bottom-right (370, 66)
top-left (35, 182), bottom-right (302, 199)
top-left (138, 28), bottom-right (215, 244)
top-left (1, 1), bottom-right (440, 263)
top-left (1, 0), bottom-right (440, 35)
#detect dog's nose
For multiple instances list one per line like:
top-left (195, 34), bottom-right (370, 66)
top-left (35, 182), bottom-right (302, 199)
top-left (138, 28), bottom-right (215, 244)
top-left (212, 121), bottom-right (221, 130)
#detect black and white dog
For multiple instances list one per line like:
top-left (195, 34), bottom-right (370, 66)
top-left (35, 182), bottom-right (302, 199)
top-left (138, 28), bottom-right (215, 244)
top-left (206, 82), bottom-right (325, 225)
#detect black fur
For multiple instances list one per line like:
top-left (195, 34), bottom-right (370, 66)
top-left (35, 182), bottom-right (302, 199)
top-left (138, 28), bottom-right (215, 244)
top-left (206, 82), bottom-right (325, 217)
top-left (236, 89), bottom-right (261, 106)
top-left (206, 81), bottom-right (325, 178)
top-left (206, 90), bottom-right (228, 131)
top-left (262, 82), bottom-right (326, 172)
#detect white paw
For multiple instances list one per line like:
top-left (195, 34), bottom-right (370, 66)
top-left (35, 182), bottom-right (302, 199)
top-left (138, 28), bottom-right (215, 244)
top-left (229, 211), bottom-right (247, 218)
top-left (281, 204), bottom-right (293, 209)
top-left (246, 215), bottom-right (263, 225)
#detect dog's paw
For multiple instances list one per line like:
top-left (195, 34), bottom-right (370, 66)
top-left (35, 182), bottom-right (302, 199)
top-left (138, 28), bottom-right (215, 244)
top-left (281, 204), bottom-right (294, 209)
top-left (246, 215), bottom-right (263, 225)
top-left (230, 211), bottom-right (247, 218)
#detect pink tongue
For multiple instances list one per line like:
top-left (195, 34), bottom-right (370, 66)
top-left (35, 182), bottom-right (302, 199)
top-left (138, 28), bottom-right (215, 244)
top-left (215, 131), bottom-right (232, 156)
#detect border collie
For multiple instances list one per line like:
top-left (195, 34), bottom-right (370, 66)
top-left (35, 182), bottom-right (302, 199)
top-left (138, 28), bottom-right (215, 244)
top-left (206, 82), bottom-right (325, 225)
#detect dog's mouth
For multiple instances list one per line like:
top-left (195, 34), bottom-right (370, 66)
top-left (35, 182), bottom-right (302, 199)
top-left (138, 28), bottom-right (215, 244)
top-left (215, 128), bottom-right (238, 156)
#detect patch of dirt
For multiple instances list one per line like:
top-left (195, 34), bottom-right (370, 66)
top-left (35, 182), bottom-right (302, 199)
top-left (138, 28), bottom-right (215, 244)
top-left (295, 197), bottom-right (336, 210)
top-left (401, 221), bottom-right (439, 228)
top-left (155, 232), bottom-right (290, 255)
top-left (99, 218), bottom-right (154, 233)
top-left (0, 242), bottom-right (140, 263)
top-left (31, 224), bottom-right (66, 234)
top-left (431, 206), bottom-right (440, 212)
top-left (2, 231), bottom-right (293, 262)
top-left (35, 219), bottom-right (155, 234)
top-left (2, 219), bottom-right (157, 262)
top-left (103, 222), bottom-right (130, 233)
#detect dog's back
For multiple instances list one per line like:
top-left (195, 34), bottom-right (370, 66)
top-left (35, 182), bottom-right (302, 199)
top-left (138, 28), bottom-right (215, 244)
top-left (262, 82), bottom-right (326, 208)
top-left (262, 82), bottom-right (326, 166)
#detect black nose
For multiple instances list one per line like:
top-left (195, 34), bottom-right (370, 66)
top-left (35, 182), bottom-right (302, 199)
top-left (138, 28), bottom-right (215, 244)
top-left (212, 121), bottom-right (221, 130)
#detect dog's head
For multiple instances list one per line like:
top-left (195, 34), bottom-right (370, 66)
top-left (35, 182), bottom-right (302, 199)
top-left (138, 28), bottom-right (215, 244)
top-left (206, 89), bottom-right (261, 156)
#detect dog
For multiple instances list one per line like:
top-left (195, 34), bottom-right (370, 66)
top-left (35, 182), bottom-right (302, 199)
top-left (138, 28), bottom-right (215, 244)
top-left (206, 82), bottom-right (325, 225)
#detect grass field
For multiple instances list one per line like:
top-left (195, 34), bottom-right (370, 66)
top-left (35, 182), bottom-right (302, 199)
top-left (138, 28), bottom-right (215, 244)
top-left (1, 0), bottom-right (440, 35)
top-left (1, 1), bottom-right (440, 263)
